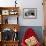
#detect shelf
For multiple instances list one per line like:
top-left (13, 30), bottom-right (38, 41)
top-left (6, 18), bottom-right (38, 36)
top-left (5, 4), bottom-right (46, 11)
top-left (0, 7), bottom-right (19, 9)
top-left (2, 40), bottom-right (19, 46)
top-left (0, 24), bottom-right (20, 32)
top-left (0, 7), bottom-right (19, 16)
top-left (0, 7), bottom-right (19, 24)
top-left (2, 40), bottom-right (19, 43)
top-left (0, 7), bottom-right (20, 46)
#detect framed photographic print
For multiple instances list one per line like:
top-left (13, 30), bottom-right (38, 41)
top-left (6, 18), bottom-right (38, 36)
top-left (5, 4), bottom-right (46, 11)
top-left (2, 10), bottom-right (9, 15)
top-left (23, 8), bottom-right (37, 19)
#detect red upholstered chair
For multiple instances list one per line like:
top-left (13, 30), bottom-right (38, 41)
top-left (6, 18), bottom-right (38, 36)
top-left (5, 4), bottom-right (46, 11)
top-left (21, 28), bottom-right (41, 46)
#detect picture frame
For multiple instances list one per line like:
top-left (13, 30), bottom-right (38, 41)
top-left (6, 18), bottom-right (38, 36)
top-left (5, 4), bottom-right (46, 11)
top-left (23, 8), bottom-right (37, 19)
top-left (2, 10), bottom-right (9, 15)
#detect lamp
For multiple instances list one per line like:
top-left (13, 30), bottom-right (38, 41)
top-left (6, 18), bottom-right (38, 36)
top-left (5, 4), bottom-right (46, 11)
top-left (15, 0), bottom-right (17, 7)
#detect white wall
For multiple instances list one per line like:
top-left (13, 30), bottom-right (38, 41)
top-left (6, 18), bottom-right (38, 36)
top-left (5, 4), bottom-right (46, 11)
top-left (18, 0), bottom-right (44, 26)
top-left (0, 0), bottom-right (44, 26)
top-left (0, 0), bottom-right (15, 7)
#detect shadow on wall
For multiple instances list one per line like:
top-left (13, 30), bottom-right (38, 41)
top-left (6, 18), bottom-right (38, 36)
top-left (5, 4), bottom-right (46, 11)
top-left (18, 26), bottom-right (43, 44)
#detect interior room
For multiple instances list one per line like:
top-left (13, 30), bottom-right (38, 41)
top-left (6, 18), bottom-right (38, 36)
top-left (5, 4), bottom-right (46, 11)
top-left (0, 0), bottom-right (45, 46)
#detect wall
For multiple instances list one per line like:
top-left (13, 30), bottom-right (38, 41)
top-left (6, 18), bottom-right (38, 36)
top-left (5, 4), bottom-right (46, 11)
top-left (0, 0), bottom-right (44, 26)
top-left (0, 0), bottom-right (15, 7)
top-left (18, 0), bottom-right (44, 26)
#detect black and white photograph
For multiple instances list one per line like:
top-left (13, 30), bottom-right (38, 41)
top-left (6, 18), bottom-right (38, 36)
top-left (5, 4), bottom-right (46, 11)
top-left (23, 8), bottom-right (37, 19)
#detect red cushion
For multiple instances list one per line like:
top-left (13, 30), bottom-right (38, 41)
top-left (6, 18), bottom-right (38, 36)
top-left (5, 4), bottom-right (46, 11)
top-left (21, 28), bottom-right (41, 46)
